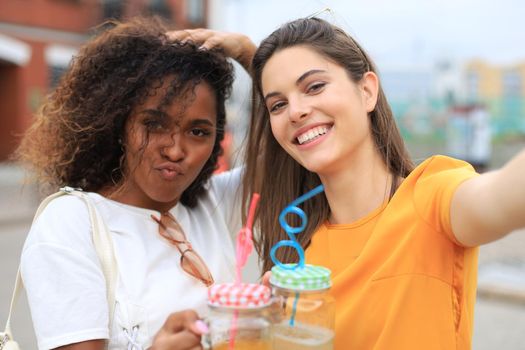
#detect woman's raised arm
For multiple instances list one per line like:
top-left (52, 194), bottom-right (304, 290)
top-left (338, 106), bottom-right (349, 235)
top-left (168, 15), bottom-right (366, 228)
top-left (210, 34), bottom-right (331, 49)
top-left (166, 28), bottom-right (256, 73)
top-left (451, 148), bottom-right (525, 246)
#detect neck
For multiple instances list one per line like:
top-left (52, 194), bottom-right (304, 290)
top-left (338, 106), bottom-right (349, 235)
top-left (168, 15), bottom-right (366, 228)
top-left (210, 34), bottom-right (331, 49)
top-left (99, 184), bottom-right (178, 213)
top-left (319, 148), bottom-right (392, 224)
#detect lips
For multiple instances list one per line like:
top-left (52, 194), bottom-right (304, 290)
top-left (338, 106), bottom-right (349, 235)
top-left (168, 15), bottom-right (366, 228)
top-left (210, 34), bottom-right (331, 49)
top-left (293, 123), bottom-right (333, 145)
top-left (155, 163), bottom-right (184, 181)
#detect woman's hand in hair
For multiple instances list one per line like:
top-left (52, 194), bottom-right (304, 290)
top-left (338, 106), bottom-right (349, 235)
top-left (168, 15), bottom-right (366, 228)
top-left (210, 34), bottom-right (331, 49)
top-left (149, 310), bottom-right (208, 350)
top-left (166, 29), bottom-right (256, 73)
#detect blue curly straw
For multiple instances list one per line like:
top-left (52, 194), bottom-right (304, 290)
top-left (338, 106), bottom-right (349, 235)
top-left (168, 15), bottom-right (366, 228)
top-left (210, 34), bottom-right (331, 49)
top-left (270, 184), bottom-right (325, 325)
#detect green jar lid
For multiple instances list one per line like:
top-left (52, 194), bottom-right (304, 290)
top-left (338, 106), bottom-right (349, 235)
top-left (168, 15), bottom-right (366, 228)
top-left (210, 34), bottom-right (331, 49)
top-left (270, 264), bottom-right (332, 291)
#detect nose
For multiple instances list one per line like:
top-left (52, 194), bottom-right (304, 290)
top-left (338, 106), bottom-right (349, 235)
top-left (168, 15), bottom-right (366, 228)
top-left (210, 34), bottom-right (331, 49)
top-left (161, 133), bottom-right (186, 162)
top-left (287, 96), bottom-right (311, 123)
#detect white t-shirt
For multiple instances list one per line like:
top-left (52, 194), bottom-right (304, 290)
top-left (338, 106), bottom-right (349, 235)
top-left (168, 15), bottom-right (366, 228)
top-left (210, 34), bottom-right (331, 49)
top-left (21, 168), bottom-right (250, 349)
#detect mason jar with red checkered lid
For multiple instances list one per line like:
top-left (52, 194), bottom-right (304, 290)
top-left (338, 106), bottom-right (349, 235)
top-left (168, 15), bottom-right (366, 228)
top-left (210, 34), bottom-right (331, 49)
top-left (205, 283), bottom-right (273, 349)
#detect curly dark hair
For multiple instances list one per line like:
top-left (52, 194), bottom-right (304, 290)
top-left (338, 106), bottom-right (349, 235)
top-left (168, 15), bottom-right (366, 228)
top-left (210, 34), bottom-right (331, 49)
top-left (15, 17), bottom-right (234, 207)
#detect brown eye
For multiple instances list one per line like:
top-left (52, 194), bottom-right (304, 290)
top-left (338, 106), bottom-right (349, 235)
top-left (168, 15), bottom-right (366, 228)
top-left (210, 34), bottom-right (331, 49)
top-left (190, 128), bottom-right (211, 137)
top-left (143, 119), bottom-right (167, 133)
top-left (269, 101), bottom-right (287, 113)
top-left (306, 82), bottom-right (326, 94)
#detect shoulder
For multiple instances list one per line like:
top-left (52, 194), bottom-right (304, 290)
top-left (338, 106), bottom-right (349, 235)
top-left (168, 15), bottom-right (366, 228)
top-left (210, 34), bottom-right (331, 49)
top-left (21, 192), bottom-right (109, 349)
top-left (205, 167), bottom-right (244, 209)
top-left (208, 167), bottom-right (243, 192)
top-left (412, 155), bottom-right (476, 179)
top-left (33, 193), bottom-right (91, 230)
top-left (410, 155), bottom-right (478, 201)
top-left (24, 192), bottom-right (93, 250)
top-left (406, 155), bottom-right (477, 201)
top-left (401, 156), bottom-right (478, 238)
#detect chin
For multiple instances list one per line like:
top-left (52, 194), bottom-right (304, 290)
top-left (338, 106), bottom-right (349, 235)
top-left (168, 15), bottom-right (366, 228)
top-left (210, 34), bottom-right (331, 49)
top-left (149, 192), bottom-right (180, 206)
top-left (300, 158), bottom-right (334, 175)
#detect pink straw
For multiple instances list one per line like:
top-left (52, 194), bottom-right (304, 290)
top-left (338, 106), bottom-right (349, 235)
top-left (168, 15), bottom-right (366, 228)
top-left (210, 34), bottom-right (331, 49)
top-left (230, 193), bottom-right (260, 349)
top-left (235, 193), bottom-right (260, 284)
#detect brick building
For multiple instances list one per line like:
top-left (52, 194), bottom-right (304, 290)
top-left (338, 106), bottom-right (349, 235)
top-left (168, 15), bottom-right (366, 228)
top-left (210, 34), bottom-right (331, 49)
top-left (0, 0), bottom-right (207, 161)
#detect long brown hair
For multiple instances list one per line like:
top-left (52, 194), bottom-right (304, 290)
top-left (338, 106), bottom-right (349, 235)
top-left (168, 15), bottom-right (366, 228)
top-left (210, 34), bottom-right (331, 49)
top-left (243, 18), bottom-right (414, 273)
top-left (15, 17), bottom-right (234, 208)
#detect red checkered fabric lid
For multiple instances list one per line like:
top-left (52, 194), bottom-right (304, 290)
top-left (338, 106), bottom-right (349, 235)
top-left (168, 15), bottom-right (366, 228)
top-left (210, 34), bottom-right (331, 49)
top-left (208, 283), bottom-right (271, 308)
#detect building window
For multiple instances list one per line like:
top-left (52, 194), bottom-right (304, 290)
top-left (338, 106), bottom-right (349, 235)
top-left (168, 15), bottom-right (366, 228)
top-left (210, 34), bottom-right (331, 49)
top-left (45, 45), bottom-right (77, 90)
top-left (466, 71), bottom-right (479, 101)
top-left (502, 70), bottom-right (521, 98)
top-left (49, 65), bottom-right (67, 89)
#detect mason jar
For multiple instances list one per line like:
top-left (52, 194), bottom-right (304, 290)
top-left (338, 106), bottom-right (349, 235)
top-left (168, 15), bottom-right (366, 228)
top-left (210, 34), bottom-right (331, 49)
top-left (270, 264), bottom-right (335, 350)
top-left (205, 283), bottom-right (273, 350)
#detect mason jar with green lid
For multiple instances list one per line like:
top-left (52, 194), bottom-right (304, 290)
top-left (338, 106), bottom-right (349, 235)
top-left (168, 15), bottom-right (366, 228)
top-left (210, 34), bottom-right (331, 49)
top-left (270, 263), bottom-right (335, 350)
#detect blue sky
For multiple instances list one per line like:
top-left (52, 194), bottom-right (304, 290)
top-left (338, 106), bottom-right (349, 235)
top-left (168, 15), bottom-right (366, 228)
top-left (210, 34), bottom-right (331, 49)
top-left (211, 0), bottom-right (525, 68)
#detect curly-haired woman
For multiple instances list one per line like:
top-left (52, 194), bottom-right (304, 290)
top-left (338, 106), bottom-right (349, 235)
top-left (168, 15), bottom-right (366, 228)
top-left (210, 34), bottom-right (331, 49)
top-left (15, 17), bottom-right (254, 350)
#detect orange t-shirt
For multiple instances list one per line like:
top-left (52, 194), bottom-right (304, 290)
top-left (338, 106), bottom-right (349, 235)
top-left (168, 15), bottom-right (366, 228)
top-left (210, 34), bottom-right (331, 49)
top-left (305, 156), bottom-right (479, 350)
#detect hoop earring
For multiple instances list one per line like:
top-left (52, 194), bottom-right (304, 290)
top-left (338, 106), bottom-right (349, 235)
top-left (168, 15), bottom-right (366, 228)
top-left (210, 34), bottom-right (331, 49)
top-left (110, 167), bottom-right (120, 186)
top-left (111, 144), bottom-right (127, 186)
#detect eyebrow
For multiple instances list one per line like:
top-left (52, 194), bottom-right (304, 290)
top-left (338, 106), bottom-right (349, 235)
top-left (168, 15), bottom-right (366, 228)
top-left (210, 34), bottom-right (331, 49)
top-left (264, 69), bottom-right (327, 102)
top-left (140, 109), bottom-right (215, 126)
top-left (140, 109), bottom-right (166, 117)
top-left (189, 118), bottom-right (215, 127)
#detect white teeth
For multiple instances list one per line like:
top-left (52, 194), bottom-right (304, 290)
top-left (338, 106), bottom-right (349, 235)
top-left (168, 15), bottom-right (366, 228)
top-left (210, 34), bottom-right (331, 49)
top-left (297, 126), bottom-right (330, 145)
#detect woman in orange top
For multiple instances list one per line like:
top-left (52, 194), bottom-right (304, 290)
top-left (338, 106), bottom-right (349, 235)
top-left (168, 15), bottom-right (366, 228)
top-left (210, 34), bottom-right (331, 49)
top-left (179, 18), bottom-right (525, 349)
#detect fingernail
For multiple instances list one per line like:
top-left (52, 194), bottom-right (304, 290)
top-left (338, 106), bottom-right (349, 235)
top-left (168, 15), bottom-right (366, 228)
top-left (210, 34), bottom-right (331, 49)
top-left (195, 320), bottom-right (209, 334)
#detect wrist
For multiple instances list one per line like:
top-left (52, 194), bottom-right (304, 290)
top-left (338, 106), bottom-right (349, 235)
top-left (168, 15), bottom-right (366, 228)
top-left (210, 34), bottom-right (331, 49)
top-left (237, 36), bottom-right (256, 73)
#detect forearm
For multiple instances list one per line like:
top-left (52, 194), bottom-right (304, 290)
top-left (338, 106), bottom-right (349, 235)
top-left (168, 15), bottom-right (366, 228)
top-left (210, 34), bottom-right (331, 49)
top-left (234, 35), bottom-right (256, 73)
top-left (451, 148), bottom-right (525, 246)
top-left (488, 148), bottom-right (525, 233)
top-left (165, 29), bottom-right (257, 74)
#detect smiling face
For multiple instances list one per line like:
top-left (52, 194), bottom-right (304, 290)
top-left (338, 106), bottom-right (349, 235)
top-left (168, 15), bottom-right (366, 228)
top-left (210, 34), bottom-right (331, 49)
top-left (261, 45), bottom-right (379, 176)
top-left (114, 81), bottom-right (217, 212)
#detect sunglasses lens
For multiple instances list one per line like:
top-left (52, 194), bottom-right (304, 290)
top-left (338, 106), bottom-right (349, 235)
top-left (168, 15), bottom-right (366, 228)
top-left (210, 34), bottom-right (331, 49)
top-left (155, 212), bottom-right (214, 287)
top-left (181, 251), bottom-right (214, 286)
top-left (158, 215), bottom-right (186, 242)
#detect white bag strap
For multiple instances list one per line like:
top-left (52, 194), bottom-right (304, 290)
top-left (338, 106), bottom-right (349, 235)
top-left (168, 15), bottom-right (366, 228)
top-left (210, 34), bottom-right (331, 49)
top-left (1, 186), bottom-right (118, 348)
top-left (60, 187), bottom-right (118, 329)
top-left (1, 268), bottom-right (22, 347)
top-left (1, 190), bottom-right (65, 348)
